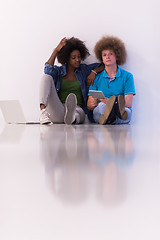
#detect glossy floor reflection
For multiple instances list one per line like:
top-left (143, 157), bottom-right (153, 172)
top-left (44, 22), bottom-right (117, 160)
top-left (0, 123), bottom-right (160, 240)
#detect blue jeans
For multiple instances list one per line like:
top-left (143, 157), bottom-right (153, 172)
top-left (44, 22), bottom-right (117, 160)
top-left (93, 102), bottom-right (132, 125)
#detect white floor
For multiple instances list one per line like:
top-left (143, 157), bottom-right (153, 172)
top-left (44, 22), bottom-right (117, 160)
top-left (0, 122), bottom-right (160, 240)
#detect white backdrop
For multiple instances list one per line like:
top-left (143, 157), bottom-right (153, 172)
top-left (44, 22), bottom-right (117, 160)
top-left (0, 0), bottom-right (160, 125)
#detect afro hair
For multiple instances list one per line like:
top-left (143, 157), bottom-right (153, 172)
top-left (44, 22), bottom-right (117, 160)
top-left (57, 37), bottom-right (90, 64)
top-left (94, 36), bottom-right (127, 65)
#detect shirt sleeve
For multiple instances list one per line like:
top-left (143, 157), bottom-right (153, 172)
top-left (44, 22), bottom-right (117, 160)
top-left (44, 62), bottom-right (60, 80)
top-left (124, 73), bottom-right (136, 96)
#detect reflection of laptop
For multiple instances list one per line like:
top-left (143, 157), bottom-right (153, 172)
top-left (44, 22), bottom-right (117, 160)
top-left (0, 100), bottom-right (39, 124)
top-left (0, 124), bottom-right (25, 143)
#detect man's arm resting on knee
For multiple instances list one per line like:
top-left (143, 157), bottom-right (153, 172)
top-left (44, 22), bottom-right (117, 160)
top-left (125, 94), bottom-right (133, 108)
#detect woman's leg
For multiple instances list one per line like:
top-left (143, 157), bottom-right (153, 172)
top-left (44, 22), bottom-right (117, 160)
top-left (39, 74), bottom-right (65, 123)
top-left (75, 106), bottom-right (86, 124)
top-left (40, 74), bottom-right (85, 124)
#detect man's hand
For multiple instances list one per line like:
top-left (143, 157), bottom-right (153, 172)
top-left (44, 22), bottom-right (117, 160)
top-left (87, 96), bottom-right (98, 110)
top-left (99, 97), bottom-right (109, 104)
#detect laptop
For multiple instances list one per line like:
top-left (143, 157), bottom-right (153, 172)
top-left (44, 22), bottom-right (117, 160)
top-left (0, 100), bottom-right (39, 124)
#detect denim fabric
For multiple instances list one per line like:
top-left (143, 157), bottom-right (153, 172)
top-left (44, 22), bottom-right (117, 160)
top-left (44, 62), bottom-right (101, 112)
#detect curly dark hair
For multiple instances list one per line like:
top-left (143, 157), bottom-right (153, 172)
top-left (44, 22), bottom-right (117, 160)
top-left (94, 36), bottom-right (127, 65)
top-left (57, 37), bottom-right (90, 64)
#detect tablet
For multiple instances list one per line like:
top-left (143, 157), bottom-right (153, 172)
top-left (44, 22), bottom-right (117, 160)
top-left (89, 90), bottom-right (105, 99)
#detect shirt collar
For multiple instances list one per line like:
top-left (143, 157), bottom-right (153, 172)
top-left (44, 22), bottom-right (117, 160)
top-left (103, 66), bottom-right (121, 79)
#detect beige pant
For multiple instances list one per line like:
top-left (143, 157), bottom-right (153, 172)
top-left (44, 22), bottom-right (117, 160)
top-left (39, 74), bottom-right (85, 123)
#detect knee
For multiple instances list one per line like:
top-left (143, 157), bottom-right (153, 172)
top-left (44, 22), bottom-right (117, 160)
top-left (41, 74), bottom-right (53, 83)
top-left (40, 74), bottom-right (55, 91)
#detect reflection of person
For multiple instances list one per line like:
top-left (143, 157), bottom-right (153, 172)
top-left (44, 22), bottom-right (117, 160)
top-left (87, 125), bottom-right (134, 166)
top-left (87, 125), bottom-right (134, 206)
top-left (39, 37), bottom-right (104, 125)
top-left (40, 124), bottom-right (134, 206)
top-left (87, 36), bottom-right (136, 125)
top-left (40, 125), bottom-right (90, 204)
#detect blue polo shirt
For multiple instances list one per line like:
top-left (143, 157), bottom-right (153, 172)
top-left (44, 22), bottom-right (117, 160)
top-left (88, 67), bottom-right (136, 99)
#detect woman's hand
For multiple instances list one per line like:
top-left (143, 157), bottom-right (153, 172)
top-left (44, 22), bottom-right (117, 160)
top-left (55, 37), bottom-right (67, 52)
top-left (87, 64), bottom-right (105, 87)
top-left (87, 71), bottom-right (97, 87)
top-left (48, 37), bottom-right (67, 66)
top-left (87, 96), bottom-right (98, 110)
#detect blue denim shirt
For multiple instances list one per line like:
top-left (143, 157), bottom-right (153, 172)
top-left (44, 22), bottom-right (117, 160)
top-left (44, 62), bottom-right (101, 112)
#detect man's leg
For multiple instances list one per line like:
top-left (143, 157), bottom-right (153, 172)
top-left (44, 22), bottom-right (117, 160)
top-left (113, 108), bottom-right (132, 125)
top-left (93, 96), bottom-right (116, 124)
top-left (93, 102), bottom-right (106, 123)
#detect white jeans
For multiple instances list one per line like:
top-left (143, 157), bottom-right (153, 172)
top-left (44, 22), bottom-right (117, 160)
top-left (39, 74), bottom-right (85, 124)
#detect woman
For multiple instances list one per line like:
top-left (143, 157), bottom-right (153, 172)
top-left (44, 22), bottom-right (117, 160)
top-left (39, 37), bottom-right (103, 124)
top-left (87, 36), bottom-right (136, 125)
